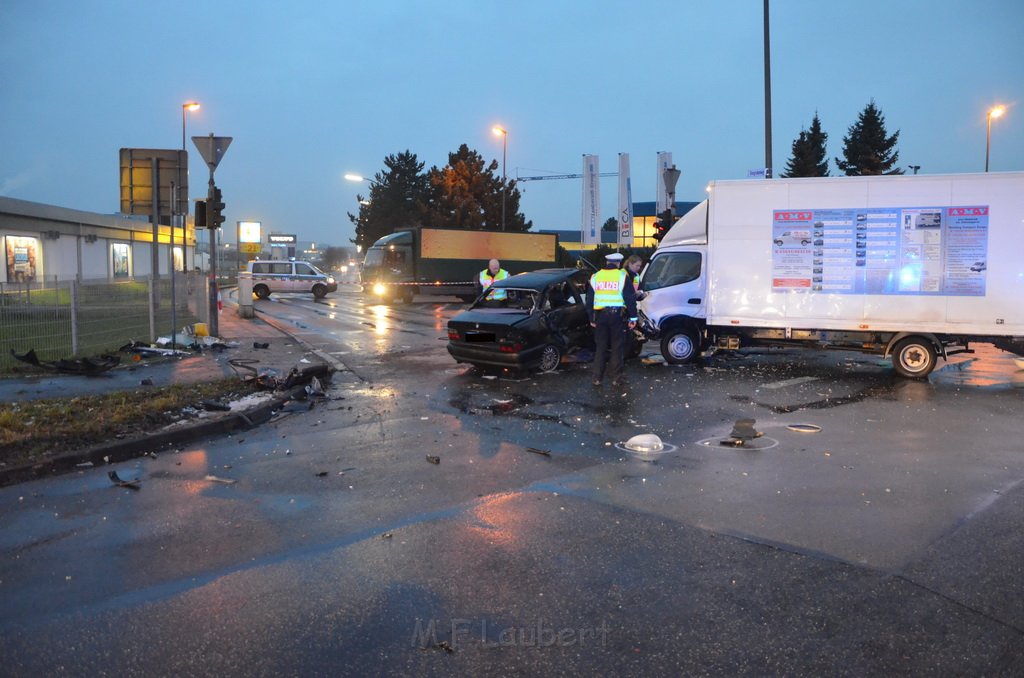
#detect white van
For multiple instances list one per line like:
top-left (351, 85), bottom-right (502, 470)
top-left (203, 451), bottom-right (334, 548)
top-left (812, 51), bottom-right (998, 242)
top-left (245, 260), bottom-right (338, 299)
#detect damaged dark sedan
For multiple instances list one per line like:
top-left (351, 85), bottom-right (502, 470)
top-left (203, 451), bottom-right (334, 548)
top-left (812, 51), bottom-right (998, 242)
top-left (446, 269), bottom-right (594, 373)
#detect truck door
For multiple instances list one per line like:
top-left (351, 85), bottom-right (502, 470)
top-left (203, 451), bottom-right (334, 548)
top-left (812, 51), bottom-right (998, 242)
top-left (640, 250), bottom-right (706, 321)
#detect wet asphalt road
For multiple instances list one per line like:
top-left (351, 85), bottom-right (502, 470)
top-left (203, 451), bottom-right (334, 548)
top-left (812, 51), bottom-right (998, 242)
top-left (1, 287), bottom-right (1023, 675)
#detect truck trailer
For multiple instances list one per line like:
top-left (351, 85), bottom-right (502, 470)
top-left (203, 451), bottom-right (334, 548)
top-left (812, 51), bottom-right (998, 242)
top-left (639, 172), bottom-right (1024, 377)
top-left (362, 227), bottom-right (558, 303)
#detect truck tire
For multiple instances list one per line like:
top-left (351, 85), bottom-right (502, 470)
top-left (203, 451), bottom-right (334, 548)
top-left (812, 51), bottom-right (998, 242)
top-left (538, 344), bottom-right (561, 373)
top-left (254, 284), bottom-right (270, 299)
top-left (660, 327), bottom-right (699, 364)
top-left (312, 284), bottom-right (327, 299)
top-left (892, 336), bottom-right (937, 378)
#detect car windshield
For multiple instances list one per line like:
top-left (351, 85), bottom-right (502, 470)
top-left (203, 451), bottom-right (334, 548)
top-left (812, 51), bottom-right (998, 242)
top-left (642, 252), bottom-right (702, 291)
top-left (470, 288), bottom-right (539, 313)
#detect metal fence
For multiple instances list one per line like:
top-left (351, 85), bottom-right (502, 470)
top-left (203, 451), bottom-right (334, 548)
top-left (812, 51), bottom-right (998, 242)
top-left (0, 273), bottom-right (206, 371)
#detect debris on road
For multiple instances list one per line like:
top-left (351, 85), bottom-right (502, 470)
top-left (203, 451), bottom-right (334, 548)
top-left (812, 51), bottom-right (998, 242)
top-left (10, 348), bottom-right (121, 375)
top-left (425, 455), bottom-right (441, 465)
top-left (525, 447), bottom-right (552, 457)
top-left (201, 399), bottom-right (232, 412)
top-left (204, 474), bottom-right (236, 485)
top-left (721, 418), bottom-right (763, 447)
top-left (787, 423), bottom-right (822, 433)
top-left (108, 470), bottom-right (140, 490)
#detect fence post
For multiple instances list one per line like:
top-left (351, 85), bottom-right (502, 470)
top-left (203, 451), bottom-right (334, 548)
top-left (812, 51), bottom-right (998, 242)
top-left (70, 279), bottom-right (80, 356)
top-left (149, 276), bottom-right (156, 343)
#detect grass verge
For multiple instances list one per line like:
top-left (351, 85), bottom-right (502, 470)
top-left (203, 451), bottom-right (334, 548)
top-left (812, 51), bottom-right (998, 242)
top-left (0, 378), bottom-right (259, 468)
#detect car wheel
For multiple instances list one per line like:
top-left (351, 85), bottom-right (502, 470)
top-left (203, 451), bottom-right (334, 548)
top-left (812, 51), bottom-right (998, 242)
top-left (660, 326), bottom-right (699, 364)
top-left (312, 284), bottom-right (327, 299)
top-left (253, 285), bottom-right (270, 299)
top-left (538, 344), bottom-right (562, 373)
top-left (891, 336), bottom-right (937, 378)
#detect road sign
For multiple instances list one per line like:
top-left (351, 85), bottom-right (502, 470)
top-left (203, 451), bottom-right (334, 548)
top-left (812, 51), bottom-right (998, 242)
top-left (239, 242), bottom-right (262, 254)
top-left (191, 134), bottom-right (233, 172)
top-left (118, 148), bottom-right (188, 216)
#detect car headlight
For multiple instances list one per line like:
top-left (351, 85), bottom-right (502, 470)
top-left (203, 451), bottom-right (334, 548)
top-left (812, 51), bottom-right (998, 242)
top-left (327, 277), bottom-right (336, 284)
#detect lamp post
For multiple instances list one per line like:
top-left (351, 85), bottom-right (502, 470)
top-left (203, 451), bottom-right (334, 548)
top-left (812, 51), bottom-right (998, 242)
top-left (908, 165), bottom-right (920, 175)
top-left (492, 126), bottom-right (507, 231)
top-left (182, 102), bottom-right (200, 150)
top-left (985, 105), bottom-right (1006, 172)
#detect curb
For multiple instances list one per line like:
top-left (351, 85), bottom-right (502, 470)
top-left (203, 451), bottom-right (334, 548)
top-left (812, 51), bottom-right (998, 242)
top-left (0, 310), bottom-right (338, 488)
top-left (0, 392), bottom-right (295, 488)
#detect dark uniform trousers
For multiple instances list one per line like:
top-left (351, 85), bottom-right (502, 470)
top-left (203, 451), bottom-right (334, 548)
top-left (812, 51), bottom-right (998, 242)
top-left (593, 307), bottom-right (626, 381)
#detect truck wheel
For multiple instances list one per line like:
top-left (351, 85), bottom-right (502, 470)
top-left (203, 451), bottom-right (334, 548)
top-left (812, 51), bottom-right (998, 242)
top-left (254, 284), bottom-right (270, 299)
top-left (660, 327), bottom-right (699, 364)
top-left (312, 284), bottom-right (327, 299)
top-left (892, 337), bottom-right (937, 378)
top-left (538, 345), bottom-right (562, 373)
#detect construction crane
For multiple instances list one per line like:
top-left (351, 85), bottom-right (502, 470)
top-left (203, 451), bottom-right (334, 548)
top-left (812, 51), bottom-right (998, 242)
top-left (515, 171), bottom-right (617, 181)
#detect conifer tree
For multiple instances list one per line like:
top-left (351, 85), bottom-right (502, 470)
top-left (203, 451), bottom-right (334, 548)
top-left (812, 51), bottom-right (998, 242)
top-left (781, 113), bottom-right (830, 177)
top-left (836, 100), bottom-right (904, 175)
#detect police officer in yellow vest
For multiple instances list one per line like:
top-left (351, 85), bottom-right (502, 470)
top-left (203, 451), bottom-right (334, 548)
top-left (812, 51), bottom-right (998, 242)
top-left (478, 259), bottom-right (509, 301)
top-left (586, 252), bottom-right (637, 387)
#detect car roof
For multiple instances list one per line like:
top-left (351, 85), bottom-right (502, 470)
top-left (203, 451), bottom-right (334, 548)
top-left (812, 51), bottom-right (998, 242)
top-left (491, 268), bottom-right (585, 291)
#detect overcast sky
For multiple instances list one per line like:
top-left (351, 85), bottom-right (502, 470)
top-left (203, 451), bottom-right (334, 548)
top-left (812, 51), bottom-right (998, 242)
top-left (2, 0), bottom-right (1022, 247)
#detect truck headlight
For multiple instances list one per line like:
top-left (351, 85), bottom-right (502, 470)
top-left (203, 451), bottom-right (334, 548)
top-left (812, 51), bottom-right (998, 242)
top-left (373, 283), bottom-right (387, 296)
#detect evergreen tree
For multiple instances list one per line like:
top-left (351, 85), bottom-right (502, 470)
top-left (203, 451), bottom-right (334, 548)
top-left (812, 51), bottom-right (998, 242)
top-left (348, 150), bottom-right (430, 251)
top-left (781, 113), bottom-right (830, 177)
top-left (836, 100), bottom-right (904, 175)
top-left (420, 144), bottom-right (532, 232)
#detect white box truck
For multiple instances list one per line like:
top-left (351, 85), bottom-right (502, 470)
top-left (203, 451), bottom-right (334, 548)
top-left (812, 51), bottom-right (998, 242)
top-left (639, 172), bottom-right (1024, 377)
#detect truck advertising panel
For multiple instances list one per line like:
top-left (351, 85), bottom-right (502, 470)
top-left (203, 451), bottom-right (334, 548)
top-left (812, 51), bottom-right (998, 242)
top-left (771, 206), bottom-right (989, 296)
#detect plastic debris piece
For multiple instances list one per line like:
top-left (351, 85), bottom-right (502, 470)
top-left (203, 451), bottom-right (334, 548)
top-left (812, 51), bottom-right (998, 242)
top-left (76, 462), bottom-right (94, 468)
top-left (315, 471), bottom-right (328, 477)
top-left (525, 447), bottom-right (552, 457)
top-left (425, 455), bottom-right (441, 465)
top-left (108, 471), bottom-right (141, 490)
top-left (254, 342), bottom-right (270, 349)
top-left (786, 424), bottom-right (822, 433)
top-left (204, 475), bottom-right (236, 484)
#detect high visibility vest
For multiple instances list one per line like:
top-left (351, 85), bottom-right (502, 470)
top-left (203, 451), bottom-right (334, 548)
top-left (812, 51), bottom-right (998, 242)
top-left (480, 268), bottom-right (509, 300)
top-left (590, 269), bottom-right (626, 309)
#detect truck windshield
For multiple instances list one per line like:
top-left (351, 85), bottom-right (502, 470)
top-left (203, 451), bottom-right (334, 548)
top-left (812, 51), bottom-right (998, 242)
top-left (364, 249), bottom-right (385, 268)
top-left (642, 252), bottom-right (702, 291)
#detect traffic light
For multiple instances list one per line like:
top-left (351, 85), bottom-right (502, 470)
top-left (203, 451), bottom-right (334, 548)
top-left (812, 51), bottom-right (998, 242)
top-left (652, 209), bottom-right (674, 242)
top-left (208, 186), bottom-right (226, 229)
top-left (194, 200), bottom-right (207, 228)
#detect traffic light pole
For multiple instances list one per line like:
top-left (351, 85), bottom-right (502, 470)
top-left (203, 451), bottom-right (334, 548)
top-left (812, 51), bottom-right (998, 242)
top-left (207, 176), bottom-right (219, 338)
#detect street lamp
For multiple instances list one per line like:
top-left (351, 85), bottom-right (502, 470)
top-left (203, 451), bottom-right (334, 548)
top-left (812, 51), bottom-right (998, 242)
top-left (492, 126), bottom-right (507, 231)
top-left (985, 105), bottom-right (1006, 172)
top-left (908, 165), bottom-right (920, 175)
top-left (182, 101), bottom-right (200, 150)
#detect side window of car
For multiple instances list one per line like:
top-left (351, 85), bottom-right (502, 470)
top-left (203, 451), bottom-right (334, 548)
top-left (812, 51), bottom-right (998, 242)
top-left (294, 263), bottom-right (314, 276)
top-left (270, 263), bottom-right (292, 275)
top-left (252, 263), bottom-right (270, 274)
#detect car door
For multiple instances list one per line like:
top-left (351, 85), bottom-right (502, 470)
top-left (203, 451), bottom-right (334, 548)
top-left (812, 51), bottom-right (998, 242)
top-left (293, 262), bottom-right (316, 293)
top-left (542, 280), bottom-right (591, 349)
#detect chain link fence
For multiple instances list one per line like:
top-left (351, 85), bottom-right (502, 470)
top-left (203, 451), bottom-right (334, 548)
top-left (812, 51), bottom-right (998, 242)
top-left (0, 272), bottom-right (206, 372)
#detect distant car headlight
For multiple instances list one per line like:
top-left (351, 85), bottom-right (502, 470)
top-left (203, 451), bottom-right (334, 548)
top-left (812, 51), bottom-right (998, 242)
top-left (340, 265), bottom-right (349, 273)
top-left (373, 283), bottom-right (387, 296)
